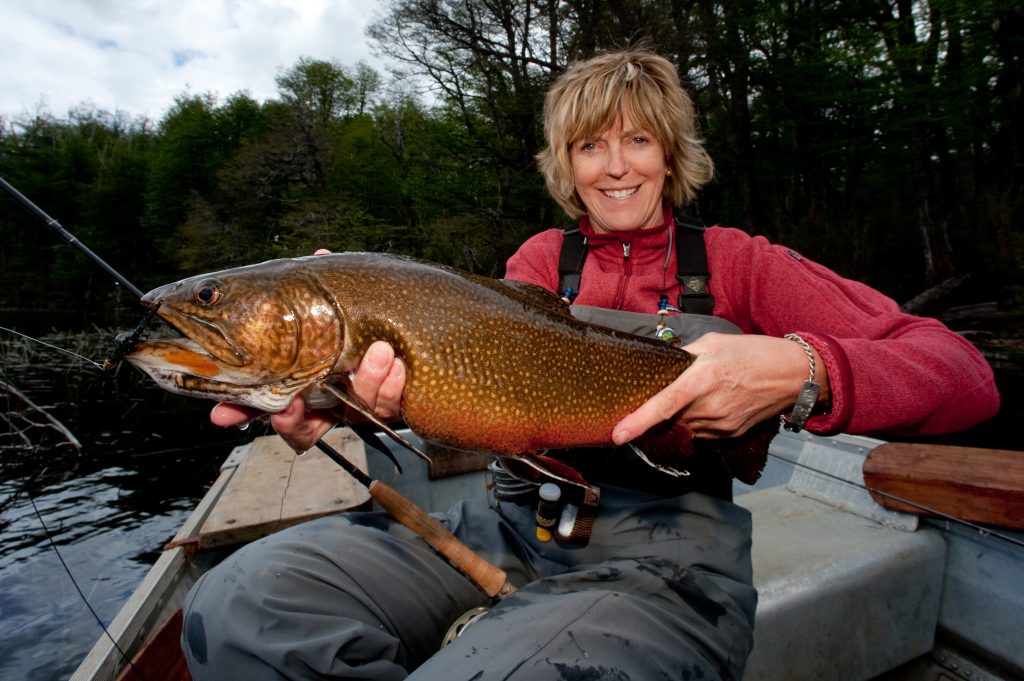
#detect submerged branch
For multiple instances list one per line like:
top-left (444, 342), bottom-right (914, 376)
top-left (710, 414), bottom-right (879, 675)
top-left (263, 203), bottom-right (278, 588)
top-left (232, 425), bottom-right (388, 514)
top-left (1, 379), bottom-right (82, 450)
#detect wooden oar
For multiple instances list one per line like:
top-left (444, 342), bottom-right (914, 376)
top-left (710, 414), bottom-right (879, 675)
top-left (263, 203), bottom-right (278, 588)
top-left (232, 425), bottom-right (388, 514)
top-left (863, 442), bottom-right (1024, 530)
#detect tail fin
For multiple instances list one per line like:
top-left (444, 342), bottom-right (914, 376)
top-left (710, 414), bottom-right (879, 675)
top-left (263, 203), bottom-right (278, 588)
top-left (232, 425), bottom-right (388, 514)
top-left (632, 418), bottom-right (695, 472)
top-left (715, 419), bottom-right (778, 484)
top-left (633, 417), bottom-right (777, 485)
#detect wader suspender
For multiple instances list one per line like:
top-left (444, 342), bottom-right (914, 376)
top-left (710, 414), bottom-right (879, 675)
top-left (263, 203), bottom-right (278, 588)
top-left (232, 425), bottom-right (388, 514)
top-left (558, 217), bottom-right (715, 316)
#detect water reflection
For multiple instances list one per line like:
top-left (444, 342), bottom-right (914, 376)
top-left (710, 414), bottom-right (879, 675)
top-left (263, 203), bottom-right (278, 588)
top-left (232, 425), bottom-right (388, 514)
top-left (1, 329), bottom-right (250, 681)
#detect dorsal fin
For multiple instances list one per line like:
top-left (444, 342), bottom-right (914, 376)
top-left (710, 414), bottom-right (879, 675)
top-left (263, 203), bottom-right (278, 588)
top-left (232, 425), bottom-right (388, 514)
top-left (496, 279), bottom-right (576, 318)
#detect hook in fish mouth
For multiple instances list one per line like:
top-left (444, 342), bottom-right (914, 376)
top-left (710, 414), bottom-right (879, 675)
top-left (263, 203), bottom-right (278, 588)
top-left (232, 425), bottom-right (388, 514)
top-left (102, 302), bottom-right (163, 371)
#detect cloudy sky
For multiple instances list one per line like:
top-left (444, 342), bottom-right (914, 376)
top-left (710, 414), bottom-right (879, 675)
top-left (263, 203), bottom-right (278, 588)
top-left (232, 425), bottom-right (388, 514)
top-left (0, 1), bottom-right (392, 123)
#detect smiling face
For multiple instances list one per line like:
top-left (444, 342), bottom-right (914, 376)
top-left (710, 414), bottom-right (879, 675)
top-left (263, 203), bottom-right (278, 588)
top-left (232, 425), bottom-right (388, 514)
top-left (570, 106), bottom-right (667, 234)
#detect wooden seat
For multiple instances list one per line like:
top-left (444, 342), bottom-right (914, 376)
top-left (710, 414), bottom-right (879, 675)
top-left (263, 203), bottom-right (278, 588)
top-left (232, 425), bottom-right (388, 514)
top-left (169, 428), bottom-right (371, 554)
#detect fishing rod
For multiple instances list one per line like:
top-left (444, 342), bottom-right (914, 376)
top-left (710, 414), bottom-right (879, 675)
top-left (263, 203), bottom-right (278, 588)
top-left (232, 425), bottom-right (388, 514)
top-left (0, 176), bottom-right (159, 369)
top-left (0, 176), bottom-right (144, 299)
top-left (314, 438), bottom-right (514, 597)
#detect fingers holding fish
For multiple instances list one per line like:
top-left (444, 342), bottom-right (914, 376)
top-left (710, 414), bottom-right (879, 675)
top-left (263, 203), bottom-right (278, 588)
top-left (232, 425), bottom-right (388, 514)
top-left (205, 338), bottom-right (403, 454)
top-left (269, 394), bottom-right (335, 453)
top-left (210, 402), bottom-right (259, 428)
top-left (612, 371), bottom-right (696, 444)
top-left (350, 341), bottom-right (405, 421)
top-left (615, 333), bottom-right (829, 443)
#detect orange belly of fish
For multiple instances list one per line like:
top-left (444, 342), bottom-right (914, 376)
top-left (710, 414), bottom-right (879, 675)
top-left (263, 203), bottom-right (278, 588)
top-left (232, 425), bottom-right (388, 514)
top-left (404, 400), bottom-right (616, 455)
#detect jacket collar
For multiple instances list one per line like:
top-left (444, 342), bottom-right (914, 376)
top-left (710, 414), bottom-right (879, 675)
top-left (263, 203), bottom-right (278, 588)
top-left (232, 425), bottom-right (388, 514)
top-left (578, 201), bottom-right (674, 248)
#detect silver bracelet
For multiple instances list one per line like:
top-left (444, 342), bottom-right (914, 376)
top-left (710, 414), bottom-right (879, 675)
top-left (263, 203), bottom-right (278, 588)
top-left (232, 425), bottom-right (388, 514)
top-left (780, 333), bottom-right (821, 432)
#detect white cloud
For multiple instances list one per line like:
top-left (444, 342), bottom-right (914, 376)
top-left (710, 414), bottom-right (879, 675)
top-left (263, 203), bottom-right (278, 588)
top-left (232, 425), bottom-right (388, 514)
top-left (0, 0), bottom-right (391, 122)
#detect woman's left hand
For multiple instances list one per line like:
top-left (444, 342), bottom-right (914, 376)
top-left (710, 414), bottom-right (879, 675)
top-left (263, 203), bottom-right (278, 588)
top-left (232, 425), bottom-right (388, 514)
top-left (612, 332), bottom-right (828, 443)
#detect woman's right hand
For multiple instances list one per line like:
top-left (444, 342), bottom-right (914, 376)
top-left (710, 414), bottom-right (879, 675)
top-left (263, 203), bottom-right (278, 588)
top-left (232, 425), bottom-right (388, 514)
top-left (210, 340), bottom-right (406, 453)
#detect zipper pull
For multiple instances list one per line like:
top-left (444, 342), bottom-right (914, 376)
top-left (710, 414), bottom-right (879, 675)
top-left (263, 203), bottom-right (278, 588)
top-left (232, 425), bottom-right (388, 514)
top-left (622, 242), bottom-right (631, 259)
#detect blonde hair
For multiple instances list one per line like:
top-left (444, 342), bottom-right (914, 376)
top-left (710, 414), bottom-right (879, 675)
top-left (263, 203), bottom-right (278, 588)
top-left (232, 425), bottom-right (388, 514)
top-left (538, 50), bottom-right (714, 219)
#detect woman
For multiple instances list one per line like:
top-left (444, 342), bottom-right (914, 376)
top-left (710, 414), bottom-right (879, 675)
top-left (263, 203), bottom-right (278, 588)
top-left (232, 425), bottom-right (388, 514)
top-left (188, 50), bottom-right (999, 680)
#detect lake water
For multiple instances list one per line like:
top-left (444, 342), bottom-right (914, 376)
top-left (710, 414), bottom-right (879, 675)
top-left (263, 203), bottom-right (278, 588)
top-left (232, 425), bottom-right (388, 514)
top-left (0, 329), bottom-right (250, 681)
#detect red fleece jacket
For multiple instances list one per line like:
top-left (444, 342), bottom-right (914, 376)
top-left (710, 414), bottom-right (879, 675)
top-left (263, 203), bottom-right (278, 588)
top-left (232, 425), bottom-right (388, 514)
top-left (504, 209), bottom-right (1000, 437)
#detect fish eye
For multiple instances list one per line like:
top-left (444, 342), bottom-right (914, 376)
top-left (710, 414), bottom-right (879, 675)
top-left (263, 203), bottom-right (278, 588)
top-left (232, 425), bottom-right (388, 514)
top-left (192, 281), bottom-right (221, 306)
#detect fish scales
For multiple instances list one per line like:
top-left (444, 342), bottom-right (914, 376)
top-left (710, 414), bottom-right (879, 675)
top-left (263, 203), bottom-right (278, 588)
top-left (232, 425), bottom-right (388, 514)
top-left (311, 254), bottom-right (693, 455)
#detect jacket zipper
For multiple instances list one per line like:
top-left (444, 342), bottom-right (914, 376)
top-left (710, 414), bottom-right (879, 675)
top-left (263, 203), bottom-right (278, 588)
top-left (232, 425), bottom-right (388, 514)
top-left (612, 241), bottom-right (632, 309)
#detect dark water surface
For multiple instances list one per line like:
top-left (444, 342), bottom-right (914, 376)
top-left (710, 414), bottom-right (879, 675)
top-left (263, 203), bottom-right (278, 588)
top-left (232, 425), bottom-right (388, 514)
top-left (1, 329), bottom-right (250, 681)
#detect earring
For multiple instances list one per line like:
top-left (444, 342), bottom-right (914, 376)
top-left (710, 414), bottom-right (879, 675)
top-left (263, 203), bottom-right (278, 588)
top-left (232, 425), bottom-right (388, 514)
top-left (666, 169), bottom-right (673, 176)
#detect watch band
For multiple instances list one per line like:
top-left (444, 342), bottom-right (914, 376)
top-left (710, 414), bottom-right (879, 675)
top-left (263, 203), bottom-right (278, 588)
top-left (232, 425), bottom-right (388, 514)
top-left (781, 333), bottom-right (821, 432)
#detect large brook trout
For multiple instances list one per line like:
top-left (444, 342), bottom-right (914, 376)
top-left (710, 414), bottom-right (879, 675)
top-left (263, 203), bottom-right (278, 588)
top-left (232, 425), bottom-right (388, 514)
top-left (126, 252), bottom-right (771, 483)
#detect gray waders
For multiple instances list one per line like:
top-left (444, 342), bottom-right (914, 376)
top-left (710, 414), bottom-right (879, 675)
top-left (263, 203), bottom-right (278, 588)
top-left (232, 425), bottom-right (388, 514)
top-left (182, 311), bottom-right (758, 681)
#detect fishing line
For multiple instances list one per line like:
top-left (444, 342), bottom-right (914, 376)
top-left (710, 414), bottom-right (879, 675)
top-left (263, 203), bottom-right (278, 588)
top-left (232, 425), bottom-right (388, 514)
top-left (0, 183), bottom-right (149, 673)
top-left (0, 326), bottom-right (107, 370)
top-left (1, 348), bottom-right (145, 678)
top-left (768, 450), bottom-right (1024, 551)
top-left (1, 178), bottom-right (182, 677)
top-left (20, 470), bottom-right (153, 681)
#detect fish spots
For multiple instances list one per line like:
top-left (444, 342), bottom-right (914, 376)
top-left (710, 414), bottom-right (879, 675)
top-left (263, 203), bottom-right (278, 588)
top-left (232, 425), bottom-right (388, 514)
top-left (163, 349), bottom-right (220, 377)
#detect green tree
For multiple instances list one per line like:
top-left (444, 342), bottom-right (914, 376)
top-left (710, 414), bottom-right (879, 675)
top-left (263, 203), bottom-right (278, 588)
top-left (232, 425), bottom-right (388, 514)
top-left (0, 107), bottom-right (154, 316)
top-left (145, 92), bottom-right (270, 273)
top-left (368, 0), bottom-right (560, 271)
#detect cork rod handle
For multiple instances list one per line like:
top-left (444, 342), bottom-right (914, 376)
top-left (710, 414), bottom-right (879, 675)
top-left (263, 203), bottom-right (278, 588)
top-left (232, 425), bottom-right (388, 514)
top-left (368, 480), bottom-right (516, 598)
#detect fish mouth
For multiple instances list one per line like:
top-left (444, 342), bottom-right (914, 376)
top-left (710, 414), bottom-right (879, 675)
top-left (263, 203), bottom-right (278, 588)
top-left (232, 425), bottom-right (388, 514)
top-left (126, 338), bottom-right (263, 385)
top-left (125, 337), bottom-right (335, 412)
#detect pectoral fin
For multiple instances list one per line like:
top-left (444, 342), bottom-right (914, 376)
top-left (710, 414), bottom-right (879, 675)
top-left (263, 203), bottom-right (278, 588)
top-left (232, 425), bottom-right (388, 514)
top-left (321, 381), bottom-right (431, 470)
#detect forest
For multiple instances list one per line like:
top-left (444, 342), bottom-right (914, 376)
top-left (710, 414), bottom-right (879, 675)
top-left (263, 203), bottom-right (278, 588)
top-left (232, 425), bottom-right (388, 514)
top-left (0, 0), bottom-right (1021, 326)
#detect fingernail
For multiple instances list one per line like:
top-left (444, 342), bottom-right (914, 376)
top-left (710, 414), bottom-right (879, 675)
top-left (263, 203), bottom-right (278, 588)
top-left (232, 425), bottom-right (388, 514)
top-left (613, 427), bottom-right (630, 444)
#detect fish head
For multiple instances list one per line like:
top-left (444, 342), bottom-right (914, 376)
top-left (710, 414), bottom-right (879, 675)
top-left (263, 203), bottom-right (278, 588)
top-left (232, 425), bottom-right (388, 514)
top-left (126, 259), bottom-right (345, 412)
